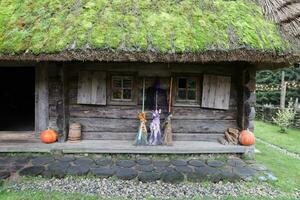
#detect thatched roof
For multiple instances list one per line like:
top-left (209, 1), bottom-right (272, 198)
top-left (0, 0), bottom-right (299, 67)
top-left (259, 0), bottom-right (300, 37)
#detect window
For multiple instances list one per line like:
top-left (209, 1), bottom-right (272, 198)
top-left (174, 76), bottom-right (200, 106)
top-left (111, 76), bottom-right (133, 101)
top-left (177, 78), bottom-right (197, 100)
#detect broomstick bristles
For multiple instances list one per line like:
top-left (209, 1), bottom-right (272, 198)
top-left (163, 114), bottom-right (173, 146)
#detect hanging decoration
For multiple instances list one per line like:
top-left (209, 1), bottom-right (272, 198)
top-left (134, 78), bottom-right (148, 145)
top-left (256, 81), bottom-right (300, 91)
top-left (163, 77), bottom-right (173, 146)
top-left (149, 79), bottom-right (163, 145)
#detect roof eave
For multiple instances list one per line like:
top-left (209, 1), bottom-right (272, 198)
top-left (0, 49), bottom-right (298, 69)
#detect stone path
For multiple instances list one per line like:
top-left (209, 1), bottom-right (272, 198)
top-left (9, 177), bottom-right (290, 200)
top-left (256, 137), bottom-right (300, 160)
top-left (0, 155), bottom-right (276, 183)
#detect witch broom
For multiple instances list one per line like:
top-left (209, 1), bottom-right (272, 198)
top-left (149, 79), bottom-right (163, 145)
top-left (163, 77), bottom-right (173, 145)
top-left (134, 78), bottom-right (148, 145)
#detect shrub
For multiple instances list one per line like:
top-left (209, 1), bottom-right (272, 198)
top-left (272, 100), bottom-right (296, 133)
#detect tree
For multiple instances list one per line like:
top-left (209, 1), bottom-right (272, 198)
top-left (256, 66), bottom-right (300, 106)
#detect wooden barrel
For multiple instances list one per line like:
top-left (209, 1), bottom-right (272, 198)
top-left (68, 123), bottom-right (81, 141)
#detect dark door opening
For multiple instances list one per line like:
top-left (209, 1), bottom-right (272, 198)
top-left (0, 67), bottom-right (35, 131)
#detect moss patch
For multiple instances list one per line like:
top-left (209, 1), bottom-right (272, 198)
top-left (0, 0), bottom-right (289, 54)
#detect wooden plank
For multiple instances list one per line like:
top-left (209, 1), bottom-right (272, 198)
top-left (202, 75), bottom-right (231, 110)
top-left (172, 107), bottom-right (237, 120)
top-left (82, 132), bottom-right (224, 141)
top-left (172, 119), bottom-right (237, 133)
top-left (65, 105), bottom-right (237, 120)
top-left (69, 118), bottom-right (139, 132)
top-left (77, 71), bottom-right (92, 104)
top-left (35, 65), bottom-right (49, 134)
top-left (0, 131), bottom-right (36, 141)
top-left (217, 76), bottom-right (231, 109)
top-left (70, 117), bottom-right (236, 133)
top-left (69, 105), bottom-right (141, 119)
top-left (0, 140), bottom-right (253, 154)
top-left (91, 71), bottom-right (106, 105)
top-left (77, 71), bottom-right (106, 105)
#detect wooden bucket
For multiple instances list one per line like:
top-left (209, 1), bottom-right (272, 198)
top-left (68, 123), bottom-right (82, 141)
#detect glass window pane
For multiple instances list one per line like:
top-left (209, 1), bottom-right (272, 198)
top-left (112, 78), bottom-right (122, 88)
top-left (178, 78), bottom-right (187, 89)
top-left (187, 79), bottom-right (196, 89)
top-left (123, 89), bottom-right (132, 99)
top-left (112, 89), bottom-right (122, 99)
top-left (178, 90), bottom-right (186, 100)
top-left (123, 79), bottom-right (132, 88)
top-left (187, 90), bottom-right (196, 100)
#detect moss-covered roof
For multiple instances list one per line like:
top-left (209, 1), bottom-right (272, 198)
top-left (0, 0), bottom-right (299, 65)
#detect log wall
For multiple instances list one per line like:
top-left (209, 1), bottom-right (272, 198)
top-left (48, 62), bottom-right (248, 142)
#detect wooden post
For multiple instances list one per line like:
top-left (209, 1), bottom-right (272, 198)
top-left (280, 71), bottom-right (286, 109)
top-left (56, 65), bottom-right (69, 142)
top-left (246, 68), bottom-right (256, 132)
top-left (35, 64), bottom-right (49, 136)
top-left (238, 67), bottom-right (256, 132)
top-left (294, 98), bottom-right (298, 110)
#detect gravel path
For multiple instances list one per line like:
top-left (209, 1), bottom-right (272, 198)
top-left (9, 177), bottom-right (297, 200)
top-left (256, 137), bottom-right (300, 160)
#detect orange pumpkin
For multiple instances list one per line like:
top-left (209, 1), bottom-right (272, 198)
top-left (40, 129), bottom-right (58, 143)
top-left (239, 129), bottom-right (255, 146)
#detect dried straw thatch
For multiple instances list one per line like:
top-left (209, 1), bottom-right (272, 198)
top-left (0, 0), bottom-right (299, 67)
top-left (259, 0), bottom-right (300, 37)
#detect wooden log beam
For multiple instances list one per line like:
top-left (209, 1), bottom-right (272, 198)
top-left (81, 132), bottom-right (224, 141)
top-left (243, 67), bottom-right (256, 132)
top-left (70, 117), bottom-right (237, 133)
top-left (35, 64), bottom-right (49, 136)
top-left (60, 105), bottom-right (237, 120)
top-left (48, 64), bottom-right (69, 141)
top-left (56, 65), bottom-right (70, 142)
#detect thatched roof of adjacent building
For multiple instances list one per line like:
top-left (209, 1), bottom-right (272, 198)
top-left (0, 0), bottom-right (299, 68)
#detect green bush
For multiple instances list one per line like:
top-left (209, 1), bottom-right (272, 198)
top-left (272, 100), bottom-right (296, 133)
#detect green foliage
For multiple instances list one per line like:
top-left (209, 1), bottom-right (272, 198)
top-left (0, 0), bottom-right (288, 54)
top-left (272, 101), bottom-right (296, 133)
top-left (256, 66), bottom-right (300, 105)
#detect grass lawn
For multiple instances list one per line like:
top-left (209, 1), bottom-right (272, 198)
top-left (0, 190), bottom-right (296, 200)
top-left (254, 120), bottom-right (300, 154)
top-left (0, 190), bottom-right (106, 200)
top-left (255, 140), bottom-right (300, 192)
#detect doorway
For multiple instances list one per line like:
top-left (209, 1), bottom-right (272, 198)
top-left (0, 67), bottom-right (35, 131)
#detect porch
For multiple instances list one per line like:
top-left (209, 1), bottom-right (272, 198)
top-left (0, 132), bottom-right (253, 154)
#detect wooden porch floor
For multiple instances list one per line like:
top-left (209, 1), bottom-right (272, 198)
top-left (0, 140), bottom-right (253, 154)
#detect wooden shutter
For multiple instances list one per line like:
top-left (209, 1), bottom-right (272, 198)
top-left (201, 74), bottom-right (231, 110)
top-left (77, 71), bottom-right (106, 105)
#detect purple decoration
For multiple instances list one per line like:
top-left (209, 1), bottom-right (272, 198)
top-left (154, 79), bottom-right (160, 91)
top-left (149, 109), bottom-right (163, 145)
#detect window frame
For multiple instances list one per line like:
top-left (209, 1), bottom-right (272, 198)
top-left (173, 74), bottom-right (201, 107)
top-left (107, 73), bottom-right (137, 106)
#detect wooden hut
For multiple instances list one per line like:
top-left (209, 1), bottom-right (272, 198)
top-left (0, 0), bottom-right (299, 154)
